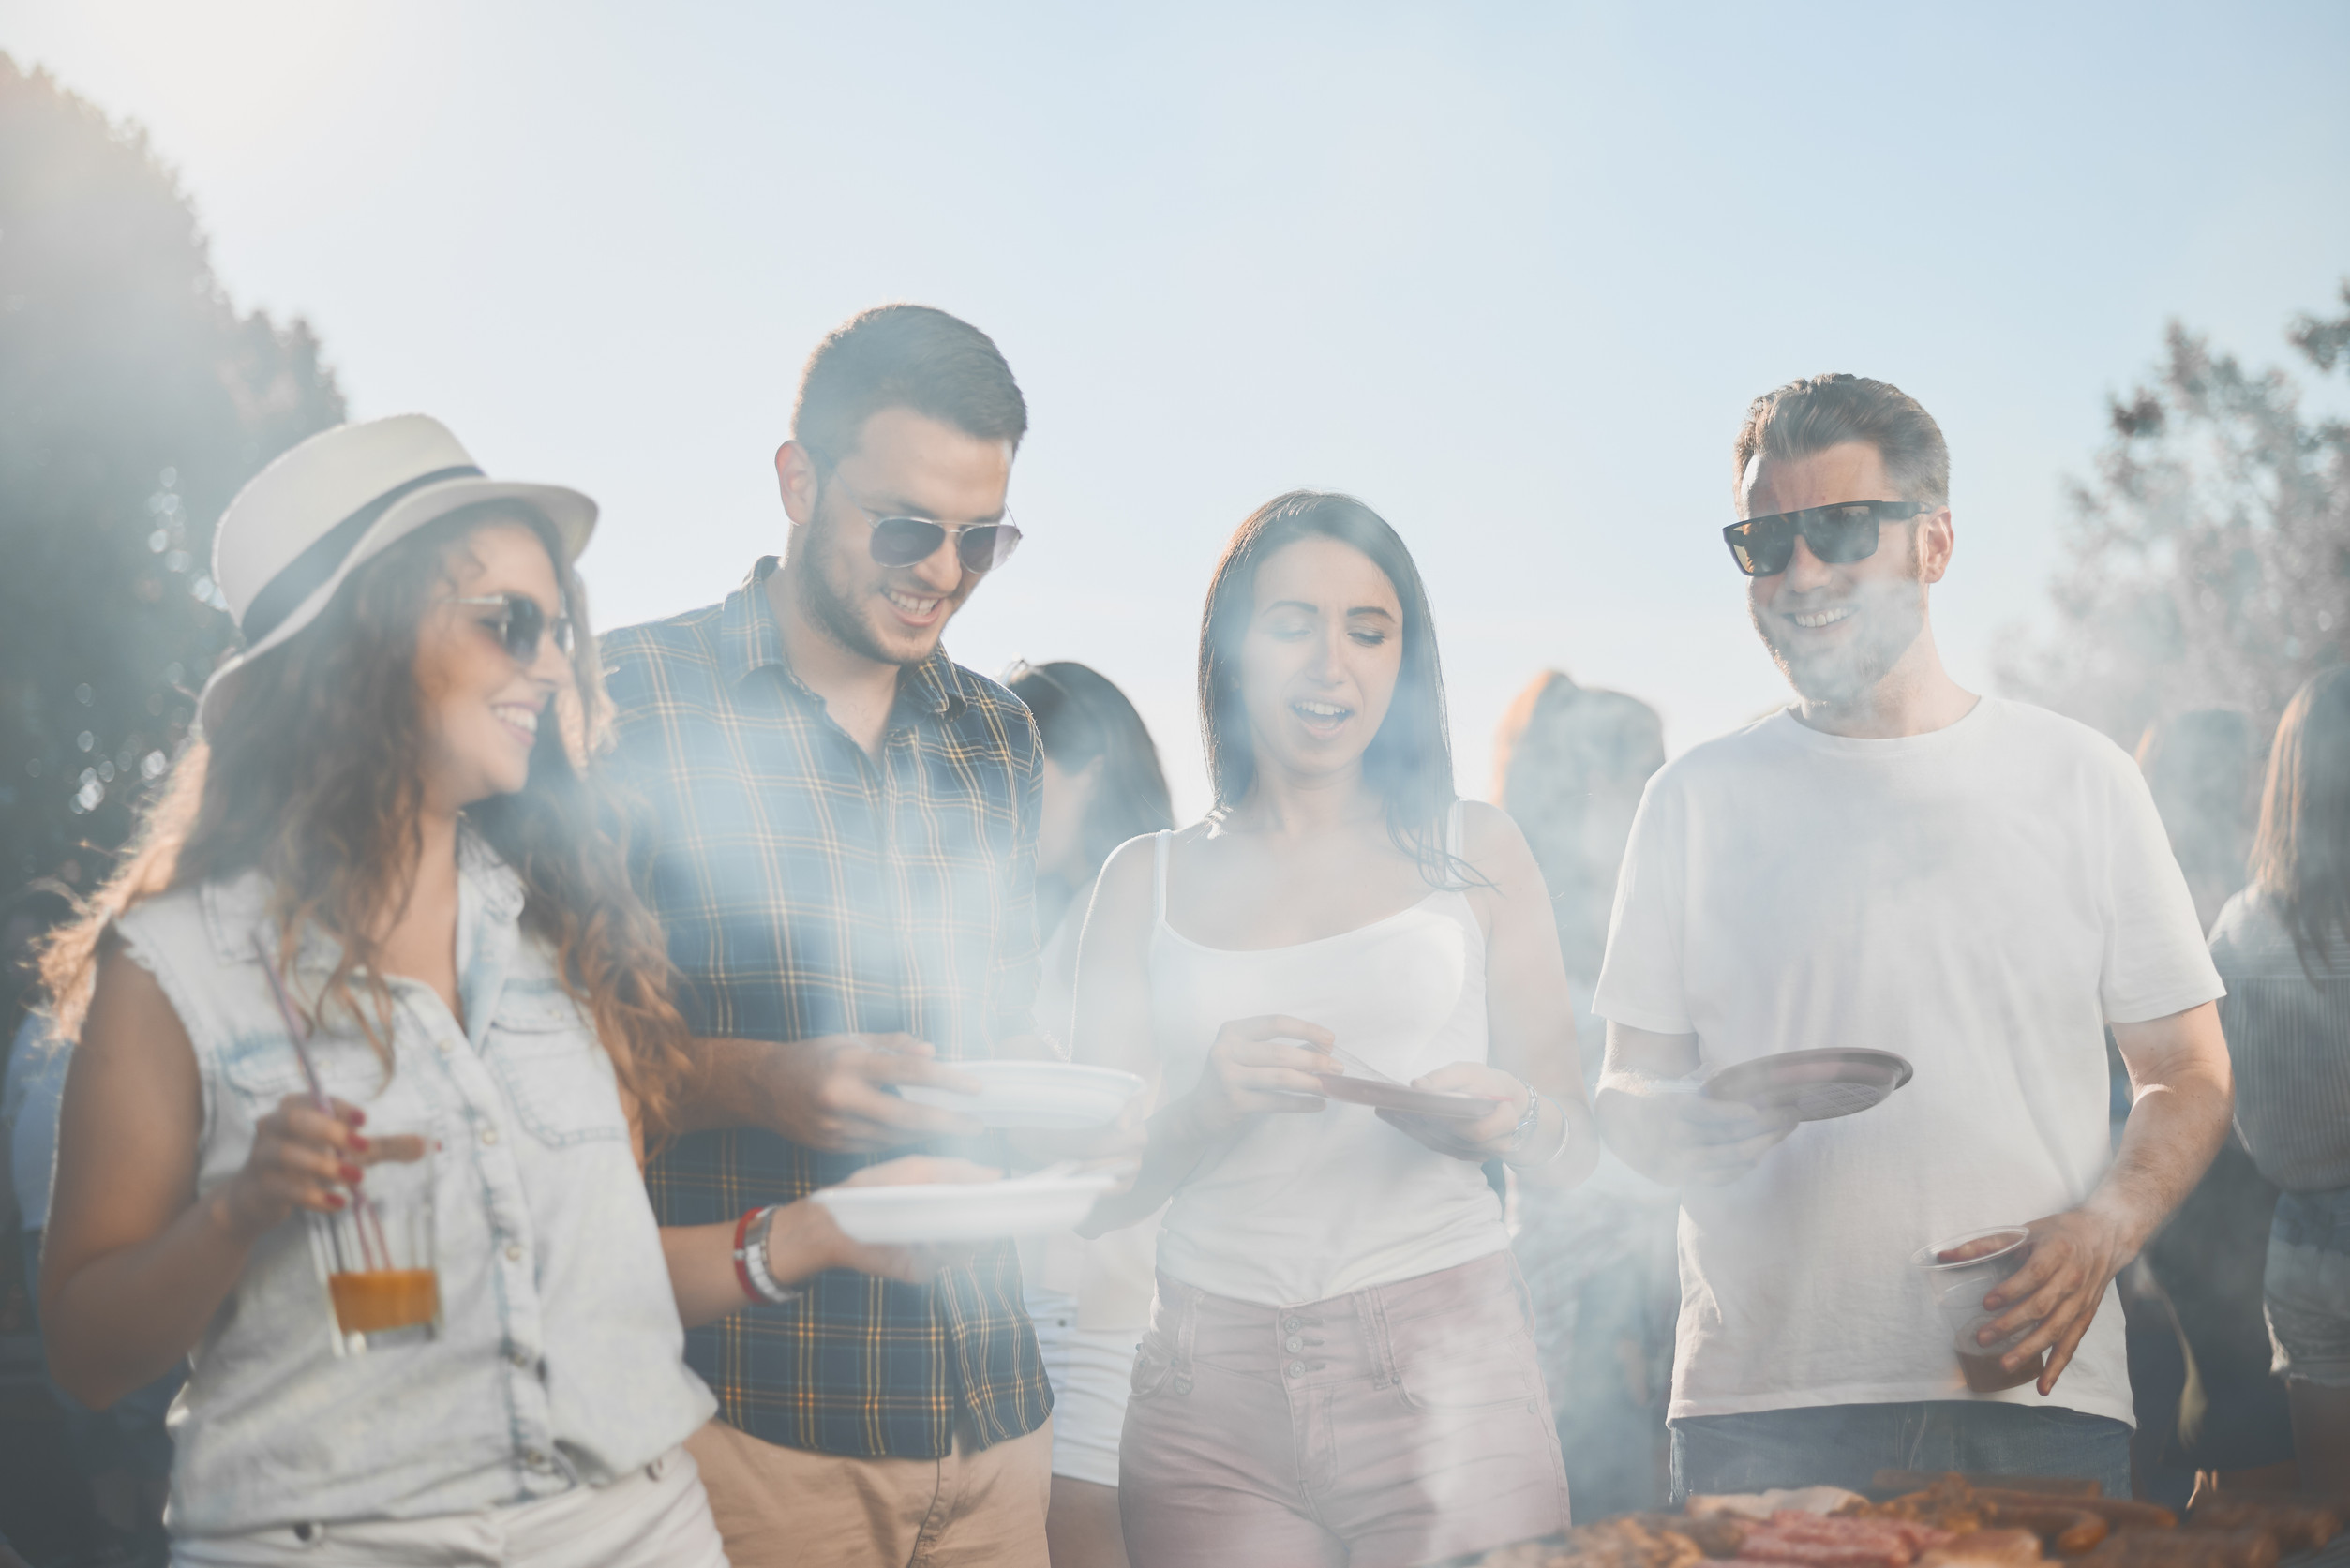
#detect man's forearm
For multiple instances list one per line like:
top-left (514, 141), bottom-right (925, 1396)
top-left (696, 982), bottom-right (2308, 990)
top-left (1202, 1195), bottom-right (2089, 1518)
top-left (2089, 1061), bottom-right (2233, 1255)
top-left (670, 1035), bottom-right (781, 1135)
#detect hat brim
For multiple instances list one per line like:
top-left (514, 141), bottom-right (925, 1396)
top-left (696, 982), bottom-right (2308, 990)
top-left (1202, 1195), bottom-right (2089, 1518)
top-left (196, 476), bottom-right (597, 735)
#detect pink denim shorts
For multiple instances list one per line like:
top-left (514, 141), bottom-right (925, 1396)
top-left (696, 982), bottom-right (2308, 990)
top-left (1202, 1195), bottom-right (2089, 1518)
top-left (1119, 1250), bottom-right (1568, 1568)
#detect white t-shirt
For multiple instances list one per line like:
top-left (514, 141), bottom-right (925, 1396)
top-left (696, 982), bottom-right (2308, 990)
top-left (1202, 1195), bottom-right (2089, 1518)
top-left (1593, 697), bottom-right (2223, 1428)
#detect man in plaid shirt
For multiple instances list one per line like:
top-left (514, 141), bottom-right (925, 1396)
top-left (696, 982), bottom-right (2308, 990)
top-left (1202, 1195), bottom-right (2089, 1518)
top-left (601, 306), bottom-right (1054, 1567)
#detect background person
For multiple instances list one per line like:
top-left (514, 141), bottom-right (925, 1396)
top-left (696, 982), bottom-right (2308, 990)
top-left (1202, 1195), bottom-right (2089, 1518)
top-left (1594, 374), bottom-right (2235, 1501)
top-left (1074, 491), bottom-right (1599, 1568)
top-left (1492, 671), bottom-right (1678, 1517)
top-left (2208, 665), bottom-right (2350, 1496)
top-left (1004, 660), bottom-right (1175, 1568)
top-left (6, 878), bottom-right (179, 1568)
top-left (2127, 709), bottom-right (2296, 1504)
top-left (600, 306), bottom-right (1056, 1568)
top-left (34, 416), bottom-right (735, 1563)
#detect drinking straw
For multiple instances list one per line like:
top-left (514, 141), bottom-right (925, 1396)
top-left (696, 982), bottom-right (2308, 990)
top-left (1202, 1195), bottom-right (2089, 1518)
top-left (250, 932), bottom-right (390, 1273)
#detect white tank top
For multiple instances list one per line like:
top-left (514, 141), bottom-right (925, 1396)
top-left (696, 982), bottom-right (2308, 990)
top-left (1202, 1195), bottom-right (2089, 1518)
top-left (1148, 805), bottom-right (1510, 1306)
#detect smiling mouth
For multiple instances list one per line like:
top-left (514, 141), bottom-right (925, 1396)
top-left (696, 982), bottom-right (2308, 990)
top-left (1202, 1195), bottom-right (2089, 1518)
top-left (492, 703), bottom-right (540, 747)
top-left (1292, 698), bottom-right (1352, 733)
top-left (1786, 605), bottom-right (1857, 631)
top-left (882, 586), bottom-right (944, 624)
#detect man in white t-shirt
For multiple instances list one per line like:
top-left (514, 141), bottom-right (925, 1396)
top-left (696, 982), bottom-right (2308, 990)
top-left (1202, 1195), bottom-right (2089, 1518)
top-left (1592, 372), bottom-right (2235, 1499)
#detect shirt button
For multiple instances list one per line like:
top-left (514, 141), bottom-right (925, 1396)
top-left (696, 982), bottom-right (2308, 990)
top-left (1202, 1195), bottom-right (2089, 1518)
top-left (505, 1243), bottom-right (524, 1262)
top-left (480, 1126), bottom-right (500, 1145)
top-left (1286, 1361), bottom-right (1306, 1379)
top-left (523, 1448), bottom-right (546, 1468)
top-left (436, 1037), bottom-right (453, 1053)
top-left (510, 1349), bottom-right (531, 1369)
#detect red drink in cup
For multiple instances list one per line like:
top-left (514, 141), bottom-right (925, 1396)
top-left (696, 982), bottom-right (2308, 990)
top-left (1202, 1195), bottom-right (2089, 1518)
top-left (1910, 1227), bottom-right (2048, 1394)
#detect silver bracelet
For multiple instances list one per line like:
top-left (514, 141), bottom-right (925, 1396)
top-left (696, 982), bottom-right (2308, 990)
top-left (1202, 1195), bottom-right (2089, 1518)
top-left (739, 1207), bottom-right (802, 1306)
top-left (1504, 1084), bottom-right (1572, 1170)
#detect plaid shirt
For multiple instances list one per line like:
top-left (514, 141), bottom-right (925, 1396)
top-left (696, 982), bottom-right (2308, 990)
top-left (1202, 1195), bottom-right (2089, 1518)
top-left (599, 557), bottom-right (1049, 1459)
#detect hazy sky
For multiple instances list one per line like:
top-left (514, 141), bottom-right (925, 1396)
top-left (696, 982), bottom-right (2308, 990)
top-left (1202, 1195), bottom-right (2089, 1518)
top-left (11, 1), bottom-right (2348, 815)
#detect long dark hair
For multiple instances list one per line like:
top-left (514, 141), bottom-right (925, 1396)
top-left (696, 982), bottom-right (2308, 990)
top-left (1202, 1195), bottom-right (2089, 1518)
top-left (43, 502), bottom-right (696, 1134)
top-left (1006, 661), bottom-right (1174, 922)
top-left (1197, 490), bottom-right (1460, 885)
top-left (2250, 665), bottom-right (2350, 978)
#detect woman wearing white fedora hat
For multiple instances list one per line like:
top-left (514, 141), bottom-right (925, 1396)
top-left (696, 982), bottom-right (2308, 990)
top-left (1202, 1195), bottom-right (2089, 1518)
top-left (32, 414), bottom-right (993, 1565)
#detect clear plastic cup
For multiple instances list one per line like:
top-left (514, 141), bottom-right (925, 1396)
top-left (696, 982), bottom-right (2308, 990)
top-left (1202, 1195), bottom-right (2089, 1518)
top-left (307, 1138), bottom-right (439, 1355)
top-left (1909, 1226), bottom-right (2046, 1393)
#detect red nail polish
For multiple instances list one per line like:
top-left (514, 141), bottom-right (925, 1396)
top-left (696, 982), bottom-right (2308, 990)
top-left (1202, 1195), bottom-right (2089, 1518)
top-left (327, 1193), bottom-right (347, 1209)
top-left (349, 1134), bottom-right (370, 1153)
top-left (339, 1163), bottom-right (364, 1184)
top-left (348, 1109), bottom-right (367, 1127)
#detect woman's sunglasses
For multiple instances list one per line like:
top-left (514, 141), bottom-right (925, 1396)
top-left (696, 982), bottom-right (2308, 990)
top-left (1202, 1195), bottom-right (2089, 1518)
top-left (446, 592), bottom-right (575, 664)
top-left (1721, 500), bottom-right (1931, 577)
top-left (828, 473), bottom-right (1023, 574)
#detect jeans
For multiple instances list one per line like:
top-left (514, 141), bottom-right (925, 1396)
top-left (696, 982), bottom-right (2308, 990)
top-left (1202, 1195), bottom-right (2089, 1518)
top-left (1669, 1402), bottom-right (2133, 1502)
top-left (1120, 1252), bottom-right (1567, 1568)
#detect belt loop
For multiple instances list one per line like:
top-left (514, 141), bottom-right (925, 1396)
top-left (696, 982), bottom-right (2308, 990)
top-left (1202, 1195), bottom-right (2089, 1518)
top-left (1171, 1280), bottom-right (1198, 1395)
top-left (1361, 1282), bottom-right (1396, 1390)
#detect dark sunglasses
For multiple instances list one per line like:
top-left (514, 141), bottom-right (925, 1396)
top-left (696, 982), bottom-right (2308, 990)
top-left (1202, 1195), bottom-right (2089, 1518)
top-left (446, 592), bottom-right (575, 663)
top-left (1721, 500), bottom-right (1932, 577)
top-left (828, 473), bottom-right (1023, 574)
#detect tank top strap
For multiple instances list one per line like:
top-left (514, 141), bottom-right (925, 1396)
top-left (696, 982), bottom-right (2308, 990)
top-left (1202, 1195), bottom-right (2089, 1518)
top-left (1152, 829), bottom-right (1172, 926)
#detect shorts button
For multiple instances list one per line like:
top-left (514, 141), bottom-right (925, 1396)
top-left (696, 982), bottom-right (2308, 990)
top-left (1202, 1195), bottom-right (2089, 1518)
top-left (1286, 1360), bottom-right (1306, 1378)
top-left (1282, 1316), bottom-right (1301, 1331)
top-left (1285, 1335), bottom-right (1303, 1352)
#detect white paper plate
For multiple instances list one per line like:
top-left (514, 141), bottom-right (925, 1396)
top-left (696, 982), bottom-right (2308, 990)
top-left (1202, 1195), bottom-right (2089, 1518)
top-left (895, 1062), bottom-right (1147, 1129)
top-left (810, 1169), bottom-right (1123, 1244)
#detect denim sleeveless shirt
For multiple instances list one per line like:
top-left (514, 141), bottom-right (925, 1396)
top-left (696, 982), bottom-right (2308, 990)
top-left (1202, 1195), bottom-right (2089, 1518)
top-left (112, 832), bottom-right (714, 1537)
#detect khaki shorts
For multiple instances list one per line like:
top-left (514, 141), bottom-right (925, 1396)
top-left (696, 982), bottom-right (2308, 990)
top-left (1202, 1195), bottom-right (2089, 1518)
top-left (686, 1413), bottom-right (1049, 1568)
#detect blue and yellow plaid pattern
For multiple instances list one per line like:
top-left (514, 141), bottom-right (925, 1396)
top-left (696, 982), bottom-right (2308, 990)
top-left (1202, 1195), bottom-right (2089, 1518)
top-left (600, 557), bottom-right (1049, 1459)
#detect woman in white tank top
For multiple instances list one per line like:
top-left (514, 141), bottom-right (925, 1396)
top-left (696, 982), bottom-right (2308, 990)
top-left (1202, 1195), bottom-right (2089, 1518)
top-left (1072, 492), bottom-right (1599, 1568)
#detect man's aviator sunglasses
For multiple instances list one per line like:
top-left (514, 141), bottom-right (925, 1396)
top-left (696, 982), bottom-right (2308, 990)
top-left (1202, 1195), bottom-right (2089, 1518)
top-left (827, 471), bottom-right (1022, 575)
top-left (447, 593), bottom-right (575, 663)
top-left (1722, 500), bottom-right (1932, 577)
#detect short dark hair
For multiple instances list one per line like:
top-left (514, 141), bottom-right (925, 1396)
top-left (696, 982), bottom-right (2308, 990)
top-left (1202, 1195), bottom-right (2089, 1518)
top-left (792, 305), bottom-right (1027, 469)
top-left (1005, 660), bottom-right (1175, 885)
top-left (1732, 373), bottom-right (1950, 509)
top-left (1198, 491), bottom-right (1462, 886)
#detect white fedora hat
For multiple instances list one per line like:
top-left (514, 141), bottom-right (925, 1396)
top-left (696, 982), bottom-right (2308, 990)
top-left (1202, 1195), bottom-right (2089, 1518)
top-left (197, 413), bottom-right (596, 732)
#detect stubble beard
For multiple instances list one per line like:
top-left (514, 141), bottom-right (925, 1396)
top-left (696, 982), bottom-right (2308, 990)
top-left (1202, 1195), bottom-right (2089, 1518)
top-left (1753, 541), bottom-right (1930, 709)
top-left (794, 510), bottom-right (935, 669)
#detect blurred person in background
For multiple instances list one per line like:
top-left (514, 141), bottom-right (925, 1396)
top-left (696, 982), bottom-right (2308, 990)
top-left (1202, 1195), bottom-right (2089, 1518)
top-left (2208, 665), bottom-right (2350, 1495)
top-left (2127, 710), bottom-right (2295, 1504)
top-left (2138, 711), bottom-right (2256, 933)
top-left (1493, 672), bottom-right (1678, 1517)
top-left (1004, 660), bottom-right (1175, 1568)
top-left (599, 306), bottom-right (1057, 1568)
top-left (1074, 491), bottom-right (1599, 1568)
top-left (1596, 374), bottom-right (2234, 1500)
top-left (6, 877), bottom-right (180, 1567)
top-left (32, 415), bottom-right (975, 1565)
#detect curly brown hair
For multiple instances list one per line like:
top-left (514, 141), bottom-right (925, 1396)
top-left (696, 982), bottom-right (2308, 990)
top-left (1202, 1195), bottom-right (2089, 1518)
top-left (41, 503), bottom-right (695, 1134)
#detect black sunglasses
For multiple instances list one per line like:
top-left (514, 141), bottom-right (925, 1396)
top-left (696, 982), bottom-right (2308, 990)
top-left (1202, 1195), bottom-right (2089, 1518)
top-left (1722, 500), bottom-right (1931, 577)
top-left (446, 592), bottom-right (575, 663)
top-left (827, 472), bottom-right (1023, 575)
